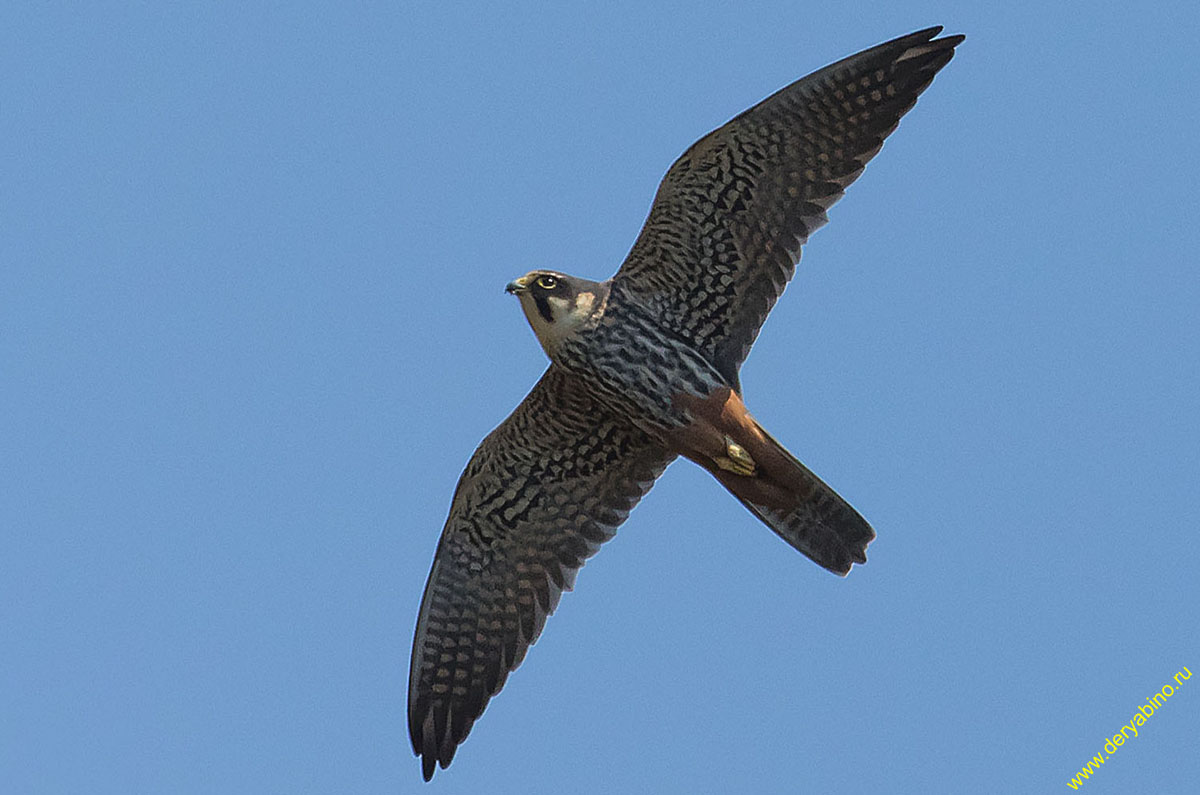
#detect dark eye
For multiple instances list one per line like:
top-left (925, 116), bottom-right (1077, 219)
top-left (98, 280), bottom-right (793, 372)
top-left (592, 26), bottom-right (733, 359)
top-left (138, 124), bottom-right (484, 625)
top-left (536, 275), bottom-right (558, 290)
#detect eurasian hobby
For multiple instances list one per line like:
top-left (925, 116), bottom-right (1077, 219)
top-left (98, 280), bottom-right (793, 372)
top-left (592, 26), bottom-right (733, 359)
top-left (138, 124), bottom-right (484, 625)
top-left (409, 26), bottom-right (963, 780)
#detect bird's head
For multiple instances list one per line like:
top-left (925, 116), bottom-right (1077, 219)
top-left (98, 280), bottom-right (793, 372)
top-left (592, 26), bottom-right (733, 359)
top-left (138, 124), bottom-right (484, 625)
top-left (505, 270), bottom-right (608, 358)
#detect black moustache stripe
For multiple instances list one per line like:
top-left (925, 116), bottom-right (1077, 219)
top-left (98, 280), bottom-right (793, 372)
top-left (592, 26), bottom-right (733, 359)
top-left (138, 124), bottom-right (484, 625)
top-left (534, 296), bottom-right (554, 323)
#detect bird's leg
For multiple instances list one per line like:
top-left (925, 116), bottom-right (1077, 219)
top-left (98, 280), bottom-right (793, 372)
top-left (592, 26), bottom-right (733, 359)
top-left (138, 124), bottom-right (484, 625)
top-left (714, 435), bottom-right (757, 476)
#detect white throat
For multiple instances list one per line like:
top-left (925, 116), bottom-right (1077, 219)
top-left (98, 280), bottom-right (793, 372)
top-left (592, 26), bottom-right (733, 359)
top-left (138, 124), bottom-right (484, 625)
top-left (520, 288), bottom-right (603, 359)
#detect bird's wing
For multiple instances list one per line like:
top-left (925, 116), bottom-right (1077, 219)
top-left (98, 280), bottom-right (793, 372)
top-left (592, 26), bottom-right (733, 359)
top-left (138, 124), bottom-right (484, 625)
top-left (408, 366), bottom-right (675, 780)
top-left (610, 27), bottom-right (963, 386)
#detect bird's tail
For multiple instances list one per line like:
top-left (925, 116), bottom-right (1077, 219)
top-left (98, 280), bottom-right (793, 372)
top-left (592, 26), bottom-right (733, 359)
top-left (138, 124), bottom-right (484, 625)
top-left (666, 388), bottom-right (875, 575)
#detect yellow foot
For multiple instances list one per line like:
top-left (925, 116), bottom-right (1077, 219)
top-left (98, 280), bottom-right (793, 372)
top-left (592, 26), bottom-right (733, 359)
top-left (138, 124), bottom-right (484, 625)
top-left (714, 436), bottom-right (756, 476)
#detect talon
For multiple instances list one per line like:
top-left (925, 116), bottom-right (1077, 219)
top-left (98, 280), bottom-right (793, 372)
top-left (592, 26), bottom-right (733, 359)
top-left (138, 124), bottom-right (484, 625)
top-left (715, 436), bottom-right (756, 476)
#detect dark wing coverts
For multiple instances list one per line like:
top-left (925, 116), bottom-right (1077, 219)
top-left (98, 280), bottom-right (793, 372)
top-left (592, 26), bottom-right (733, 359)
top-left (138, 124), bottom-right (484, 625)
top-left (408, 367), bottom-right (675, 779)
top-left (612, 27), bottom-right (963, 387)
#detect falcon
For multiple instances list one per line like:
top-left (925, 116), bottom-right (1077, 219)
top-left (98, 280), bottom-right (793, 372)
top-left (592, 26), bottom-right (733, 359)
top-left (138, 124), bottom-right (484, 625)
top-left (409, 27), bottom-right (963, 780)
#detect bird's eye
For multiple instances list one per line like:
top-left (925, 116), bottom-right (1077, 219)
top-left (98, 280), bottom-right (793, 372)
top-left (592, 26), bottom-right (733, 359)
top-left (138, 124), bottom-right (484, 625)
top-left (536, 275), bottom-right (558, 290)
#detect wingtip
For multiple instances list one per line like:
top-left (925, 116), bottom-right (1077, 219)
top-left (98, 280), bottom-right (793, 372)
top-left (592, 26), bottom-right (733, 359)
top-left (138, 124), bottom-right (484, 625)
top-left (900, 26), bottom-right (966, 51)
top-left (415, 744), bottom-right (451, 782)
top-left (896, 27), bottom-right (965, 60)
top-left (928, 27), bottom-right (966, 49)
top-left (933, 33), bottom-right (967, 52)
top-left (413, 707), bottom-right (450, 782)
top-left (910, 24), bottom-right (965, 42)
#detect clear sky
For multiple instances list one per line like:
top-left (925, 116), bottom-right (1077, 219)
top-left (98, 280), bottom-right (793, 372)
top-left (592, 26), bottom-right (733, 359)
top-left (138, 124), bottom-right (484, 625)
top-left (3, 2), bottom-right (1198, 793)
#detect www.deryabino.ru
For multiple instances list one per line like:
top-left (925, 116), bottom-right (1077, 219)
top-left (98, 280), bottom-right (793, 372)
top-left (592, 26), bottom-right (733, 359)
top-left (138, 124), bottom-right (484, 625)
top-left (1066, 666), bottom-right (1191, 790)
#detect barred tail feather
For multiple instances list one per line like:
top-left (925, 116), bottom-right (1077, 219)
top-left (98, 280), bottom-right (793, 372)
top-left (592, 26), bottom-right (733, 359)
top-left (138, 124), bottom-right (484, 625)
top-left (667, 387), bottom-right (874, 575)
top-left (712, 423), bottom-right (874, 575)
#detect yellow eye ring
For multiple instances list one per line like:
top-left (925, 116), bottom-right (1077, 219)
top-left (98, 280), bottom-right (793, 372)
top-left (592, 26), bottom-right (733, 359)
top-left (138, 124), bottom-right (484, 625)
top-left (536, 275), bottom-right (558, 289)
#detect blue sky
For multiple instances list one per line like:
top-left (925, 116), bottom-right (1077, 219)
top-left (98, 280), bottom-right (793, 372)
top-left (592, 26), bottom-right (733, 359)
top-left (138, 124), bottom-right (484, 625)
top-left (3, 2), bottom-right (1198, 793)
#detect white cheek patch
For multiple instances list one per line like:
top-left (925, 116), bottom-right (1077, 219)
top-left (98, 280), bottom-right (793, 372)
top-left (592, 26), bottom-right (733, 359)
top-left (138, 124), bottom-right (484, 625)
top-left (518, 288), bottom-right (602, 359)
top-left (573, 291), bottom-right (597, 317)
top-left (547, 295), bottom-right (573, 320)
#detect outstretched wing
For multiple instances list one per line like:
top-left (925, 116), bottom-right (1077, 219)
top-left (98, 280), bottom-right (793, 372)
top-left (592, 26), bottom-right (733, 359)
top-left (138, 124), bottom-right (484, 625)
top-left (408, 366), bottom-right (675, 780)
top-left (610, 27), bottom-right (963, 387)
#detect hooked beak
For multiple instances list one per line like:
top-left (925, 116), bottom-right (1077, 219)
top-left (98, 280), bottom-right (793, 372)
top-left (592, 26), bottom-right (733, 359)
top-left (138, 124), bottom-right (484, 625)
top-left (505, 275), bottom-right (532, 295)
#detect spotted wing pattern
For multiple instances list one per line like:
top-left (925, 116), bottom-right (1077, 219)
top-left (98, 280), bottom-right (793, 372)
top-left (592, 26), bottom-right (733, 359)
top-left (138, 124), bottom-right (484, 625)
top-left (611, 27), bottom-right (963, 387)
top-left (408, 366), bottom-right (675, 780)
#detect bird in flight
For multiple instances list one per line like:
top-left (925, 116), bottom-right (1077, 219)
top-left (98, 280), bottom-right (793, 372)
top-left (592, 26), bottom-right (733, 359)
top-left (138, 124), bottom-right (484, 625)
top-left (409, 26), bottom-right (963, 780)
